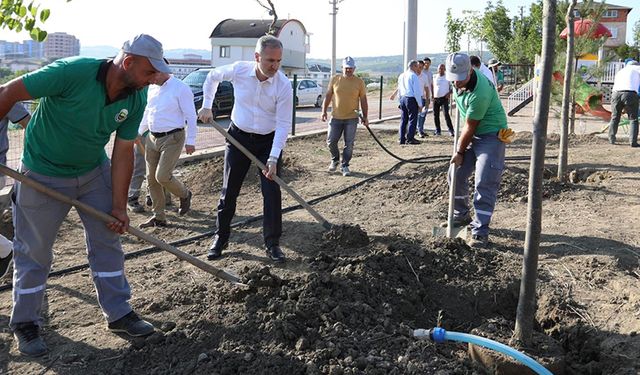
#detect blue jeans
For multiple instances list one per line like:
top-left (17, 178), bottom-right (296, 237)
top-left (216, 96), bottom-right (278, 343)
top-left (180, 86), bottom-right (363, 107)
top-left (417, 98), bottom-right (427, 135)
top-left (448, 133), bottom-right (505, 237)
top-left (327, 117), bottom-right (358, 167)
top-left (399, 96), bottom-right (419, 143)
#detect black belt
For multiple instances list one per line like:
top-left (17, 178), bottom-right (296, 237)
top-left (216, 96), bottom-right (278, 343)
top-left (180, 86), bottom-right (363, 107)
top-left (151, 128), bottom-right (184, 138)
top-left (229, 123), bottom-right (274, 139)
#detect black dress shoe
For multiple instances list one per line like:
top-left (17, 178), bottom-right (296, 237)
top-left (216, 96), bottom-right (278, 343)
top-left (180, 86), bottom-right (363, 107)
top-left (266, 245), bottom-right (286, 263)
top-left (207, 235), bottom-right (228, 260)
top-left (406, 139), bottom-right (421, 145)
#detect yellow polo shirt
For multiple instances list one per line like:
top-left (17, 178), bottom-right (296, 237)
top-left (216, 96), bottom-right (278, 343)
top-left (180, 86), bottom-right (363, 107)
top-left (328, 74), bottom-right (366, 119)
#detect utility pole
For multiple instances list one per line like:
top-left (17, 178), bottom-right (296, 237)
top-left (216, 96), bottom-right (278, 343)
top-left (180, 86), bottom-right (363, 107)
top-left (329, 0), bottom-right (343, 77)
top-left (404, 0), bottom-right (417, 67)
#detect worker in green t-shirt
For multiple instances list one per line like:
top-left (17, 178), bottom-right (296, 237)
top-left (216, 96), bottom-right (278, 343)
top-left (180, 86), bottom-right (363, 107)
top-left (445, 52), bottom-right (508, 249)
top-left (0, 34), bottom-right (169, 357)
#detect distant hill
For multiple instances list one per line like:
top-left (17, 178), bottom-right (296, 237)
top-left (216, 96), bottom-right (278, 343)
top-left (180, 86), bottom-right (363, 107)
top-left (80, 46), bottom-right (210, 59)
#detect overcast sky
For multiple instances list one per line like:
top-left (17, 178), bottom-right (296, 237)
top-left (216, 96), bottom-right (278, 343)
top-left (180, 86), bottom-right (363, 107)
top-left (0, 0), bottom-right (638, 58)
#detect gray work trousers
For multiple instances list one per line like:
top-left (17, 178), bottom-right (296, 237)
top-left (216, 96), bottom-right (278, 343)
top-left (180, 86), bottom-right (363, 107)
top-left (128, 140), bottom-right (146, 199)
top-left (608, 90), bottom-right (639, 146)
top-left (327, 117), bottom-right (358, 167)
top-left (449, 133), bottom-right (506, 237)
top-left (11, 162), bottom-right (132, 328)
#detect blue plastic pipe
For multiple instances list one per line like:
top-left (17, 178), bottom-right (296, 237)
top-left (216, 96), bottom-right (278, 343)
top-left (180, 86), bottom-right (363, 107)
top-left (413, 327), bottom-right (553, 375)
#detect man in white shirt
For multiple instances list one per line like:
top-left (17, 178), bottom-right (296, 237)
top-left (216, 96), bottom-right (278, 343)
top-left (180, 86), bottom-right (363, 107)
top-left (608, 60), bottom-right (639, 147)
top-left (470, 55), bottom-right (495, 89)
top-left (390, 60), bottom-right (424, 144)
top-left (417, 57), bottom-right (433, 138)
top-left (432, 63), bottom-right (455, 136)
top-left (138, 71), bottom-right (197, 228)
top-left (198, 35), bottom-right (293, 263)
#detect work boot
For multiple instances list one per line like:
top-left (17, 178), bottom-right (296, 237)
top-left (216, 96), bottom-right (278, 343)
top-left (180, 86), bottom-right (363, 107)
top-left (328, 160), bottom-right (339, 172)
top-left (178, 190), bottom-right (192, 215)
top-left (207, 235), bottom-right (228, 260)
top-left (108, 311), bottom-right (155, 337)
top-left (14, 322), bottom-right (48, 357)
top-left (468, 234), bottom-right (489, 249)
top-left (440, 215), bottom-right (472, 228)
top-left (266, 245), bottom-right (286, 263)
top-left (139, 217), bottom-right (168, 229)
top-left (341, 166), bottom-right (351, 177)
top-left (127, 197), bottom-right (144, 213)
top-left (0, 250), bottom-right (12, 279)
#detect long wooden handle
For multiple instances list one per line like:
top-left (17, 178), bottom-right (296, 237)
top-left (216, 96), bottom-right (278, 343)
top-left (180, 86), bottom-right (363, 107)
top-left (0, 164), bottom-right (245, 286)
top-left (447, 110), bottom-right (461, 238)
top-left (211, 121), bottom-right (332, 230)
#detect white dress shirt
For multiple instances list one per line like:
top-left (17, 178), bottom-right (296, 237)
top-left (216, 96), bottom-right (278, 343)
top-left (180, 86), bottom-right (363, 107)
top-left (420, 69), bottom-right (433, 97)
top-left (138, 76), bottom-right (198, 145)
top-left (433, 73), bottom-right (452, 98)
top-left (612, 65), bottom-right (640, 93)
top-left (202, 61), bottom-right (293, 158)
top-left (478, 63), bottom-right (496, 87)
top-left (397, 70), bottom-right (423, 103)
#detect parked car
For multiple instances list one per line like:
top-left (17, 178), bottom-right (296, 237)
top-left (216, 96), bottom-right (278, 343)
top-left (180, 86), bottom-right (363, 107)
top-left (290, 78), bottom-right (323, 108)
top-left (182, 68), bottom-right (234, 119)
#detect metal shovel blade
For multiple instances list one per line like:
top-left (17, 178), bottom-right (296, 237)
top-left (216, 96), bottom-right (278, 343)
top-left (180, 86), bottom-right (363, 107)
top-left (432, 224), bottom-right (468, 239)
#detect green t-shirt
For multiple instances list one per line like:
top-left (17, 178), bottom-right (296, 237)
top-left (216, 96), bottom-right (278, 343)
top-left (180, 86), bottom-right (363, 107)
top-left (454, 68), bottom-right (507, 135)
top-left (22, 57), bottom-right (146, 177)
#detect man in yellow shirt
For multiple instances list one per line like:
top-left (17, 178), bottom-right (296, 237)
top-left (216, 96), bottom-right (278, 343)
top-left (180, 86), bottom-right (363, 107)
top-left (321, 56), bottom-right (369, 176)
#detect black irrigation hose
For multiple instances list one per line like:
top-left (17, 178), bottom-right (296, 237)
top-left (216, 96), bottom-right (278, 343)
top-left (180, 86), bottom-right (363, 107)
top-left (0, 151), bottom-right (543, 292)
top-left (365, 125), bottom-right (437, 164)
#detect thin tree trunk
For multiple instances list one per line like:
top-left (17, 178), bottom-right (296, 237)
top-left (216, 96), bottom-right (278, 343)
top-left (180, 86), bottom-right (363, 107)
top-left (558, 0), bottom-right (577, 181)
top-left (514, 0), bottom-right (556, 347)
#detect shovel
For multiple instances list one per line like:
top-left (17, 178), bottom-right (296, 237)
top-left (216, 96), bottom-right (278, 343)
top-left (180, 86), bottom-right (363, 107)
top-left (209, 120), bottom-right (333, 230)
top-left (432, 109), bottom-right (468, 239)
top-left (0, 164), bottom-right (246, 286)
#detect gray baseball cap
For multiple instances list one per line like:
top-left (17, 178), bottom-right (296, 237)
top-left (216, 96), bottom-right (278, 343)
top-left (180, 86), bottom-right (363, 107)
top-left (342, 56), bottom-right (356, 68)
top-left (445, 52), bottom-right (471, 81)
top-left (121, 34), bottom-right (171, 73)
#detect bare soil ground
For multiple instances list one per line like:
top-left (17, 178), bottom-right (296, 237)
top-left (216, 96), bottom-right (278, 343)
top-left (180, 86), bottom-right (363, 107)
top-left (1, 124), bottom-right (639, 374)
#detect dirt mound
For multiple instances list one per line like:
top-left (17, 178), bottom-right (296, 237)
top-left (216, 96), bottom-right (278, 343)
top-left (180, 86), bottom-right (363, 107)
top-left (113, 234), bottom-right (523, 374)
top-left (569, 168), bottom-right (613, 184)
top-left (322, 224), bottom-right (370, 248)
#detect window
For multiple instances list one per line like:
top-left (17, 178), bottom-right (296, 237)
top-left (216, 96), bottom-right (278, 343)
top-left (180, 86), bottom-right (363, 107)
top-left (603, 10), bottom-right (618, 18)
top-left (219, 46), bottom-right (230, 58)
top-left (609, 27), bottom-right (618, 39)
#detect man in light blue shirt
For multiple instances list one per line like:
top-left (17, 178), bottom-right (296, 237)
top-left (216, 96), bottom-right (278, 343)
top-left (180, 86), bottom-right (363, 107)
top-left (396, 60), bottom-right (424, 144)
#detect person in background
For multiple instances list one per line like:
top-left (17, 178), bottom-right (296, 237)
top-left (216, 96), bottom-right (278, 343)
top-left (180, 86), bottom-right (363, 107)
top-left (137, 70), bottom-right (196, 228)
top-left (321, 56), bottom-right (368, 177)
top-left (432, 63), bottom-right (455, 137)
top-left (607, 60), bottom-right (639, 147)
top-left (470, 55), bottom-right (495, 89)
top-left (390, 60), bottom-right (423, 145)
top-left (416, 57), bottom-right (433, 138)
top-left (487, 58), bottom-right (504, 92)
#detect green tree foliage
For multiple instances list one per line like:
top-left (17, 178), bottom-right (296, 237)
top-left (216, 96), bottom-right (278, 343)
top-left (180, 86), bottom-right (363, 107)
top-left (482, 0), bottom-right (512, 62)
top-left (509, 2), bottom-right (543, 64)
top-left (613, 44), bottom-right (640, 61)
top-left (462, 10), bottom-right (485, 54)
top-left (0, 0), bottom-right (55, 41)
top-left (633, 19), bottom-right (640, 47)
top-left (445, 8), bottom-right (465, 53)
